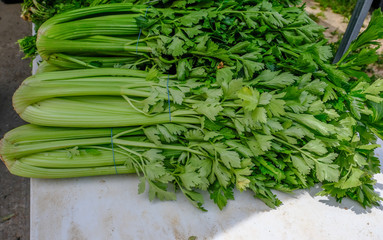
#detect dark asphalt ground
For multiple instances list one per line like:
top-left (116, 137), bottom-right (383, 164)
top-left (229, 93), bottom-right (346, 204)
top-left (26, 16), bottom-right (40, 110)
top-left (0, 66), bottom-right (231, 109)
top-left (0, 2), bottom-right (31, 240)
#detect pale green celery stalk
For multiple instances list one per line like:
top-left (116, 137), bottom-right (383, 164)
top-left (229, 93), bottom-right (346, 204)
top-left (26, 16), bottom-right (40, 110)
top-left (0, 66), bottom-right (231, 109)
top-left (37, 35), bottom-right (152, 58)
top-left (14, 76), bottom-right (201, 127)
top-left (36, 4), bottom-right (154, 62)
top-left (7, 161), bottom-right (136, 178)
top-left (81, 35), bottom-right (145, 44)
top-left (13, 68), bottom-right (200, 127)
top-left (19, 97), bottom-right (141, 116)
top-left (2, 125), bottom-right (139, 146)
top-left (35, 61), bottom-right (67, 74)
top-left (24, 68), bottom-right (149, 82)
top-left (113, 138), bottom-right (204, 156)
top-left (37, 5), bottom-right (149, 59)
top-left (0, 124), bottom-right (205, 178)
top-left (47, 54), bottom-right (139, 69)
top-left (38, 3), bottom-right (147, 35)
top-left (1, 125), bottom-right (140, 160)
top-left (43, 15), bottom-right (141, 40)
top-left (51, 77), bottom-right (149, 84)
top-left (20, 98), bottom-right (200, 127)
top-left (13, 76), bottom-right (153, 111)
top-left (43, 21), bottom-right (140, 40)
top-left (49, 54), bottom-right (99, 69)
top-left (1, 136), bottom-right (112, 160)
top-left (1, 124), bottom-right (195, 160)
top-left (13, 84), bottom-right (176, 116)
top-left (20, 149), bottom-right (129, 168)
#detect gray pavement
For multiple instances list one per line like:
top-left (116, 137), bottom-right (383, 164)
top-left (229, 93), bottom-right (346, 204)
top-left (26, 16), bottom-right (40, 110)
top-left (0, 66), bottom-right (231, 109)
top-left (0, 2), bottom-right (31, 240)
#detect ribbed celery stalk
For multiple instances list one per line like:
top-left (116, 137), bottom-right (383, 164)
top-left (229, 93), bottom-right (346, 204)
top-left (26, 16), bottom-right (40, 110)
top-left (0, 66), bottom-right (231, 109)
top-left (38, 4), bottom-right (147, 35)
top-left (0, 124), bottom-right (204, 178)
top-left (19, 98), bottom-right (200, 127)
top-left (13, 68), bottom-right (202, 128)
top-left (0, 125), bottom-right (135, 177)
top-left (25, 68), bottom-right (150, 81)
top-left (47, 54), bottom-right (140, 69)
top-left (36, 4), bottom-right (152, 68)
top-left (7, 162), bottom-right (136, 178)
top-left (35, 61), bottom-right (66, 74)
top-left (42, 15), bottom-right (141, 40)
top-left (34, 4), bottom-right (206, 69)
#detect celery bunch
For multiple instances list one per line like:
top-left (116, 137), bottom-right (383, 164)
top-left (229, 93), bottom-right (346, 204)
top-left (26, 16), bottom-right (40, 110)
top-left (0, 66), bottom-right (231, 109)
top-left (13, 68), bottom-right (200, 127)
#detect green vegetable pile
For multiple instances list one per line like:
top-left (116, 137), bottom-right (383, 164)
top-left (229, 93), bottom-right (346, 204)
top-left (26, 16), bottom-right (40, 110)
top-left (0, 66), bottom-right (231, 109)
top-left (2, 0), bottom-right (383, 210)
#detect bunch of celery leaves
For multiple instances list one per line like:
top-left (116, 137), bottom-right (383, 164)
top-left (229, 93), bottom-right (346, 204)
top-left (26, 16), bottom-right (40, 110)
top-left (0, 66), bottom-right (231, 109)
top-left (2, 0), bottom-right (383, 211)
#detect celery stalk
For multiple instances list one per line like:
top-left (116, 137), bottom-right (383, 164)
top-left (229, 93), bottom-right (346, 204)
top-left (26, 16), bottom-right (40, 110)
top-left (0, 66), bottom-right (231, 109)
top-left (0, 124), bottom-right (204, 178)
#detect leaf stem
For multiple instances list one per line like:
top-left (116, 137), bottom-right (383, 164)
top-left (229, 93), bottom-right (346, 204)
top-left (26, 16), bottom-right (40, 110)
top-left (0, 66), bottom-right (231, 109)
top-left (273, 137), bottom-right (318, 163)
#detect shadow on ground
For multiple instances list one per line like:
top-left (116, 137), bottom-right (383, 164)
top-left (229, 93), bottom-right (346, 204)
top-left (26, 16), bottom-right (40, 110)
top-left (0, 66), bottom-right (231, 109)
top-left (0, 2), bottom-right (30, 240)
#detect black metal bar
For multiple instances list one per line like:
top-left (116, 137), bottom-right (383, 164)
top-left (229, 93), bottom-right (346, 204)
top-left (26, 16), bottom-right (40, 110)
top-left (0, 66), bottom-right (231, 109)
top-left (333, 0), bottom-right (373, 63)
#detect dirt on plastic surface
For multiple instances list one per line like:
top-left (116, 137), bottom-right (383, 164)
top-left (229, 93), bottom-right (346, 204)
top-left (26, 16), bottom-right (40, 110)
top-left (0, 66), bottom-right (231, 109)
top-left (0, 2), bottom-right (31, 240)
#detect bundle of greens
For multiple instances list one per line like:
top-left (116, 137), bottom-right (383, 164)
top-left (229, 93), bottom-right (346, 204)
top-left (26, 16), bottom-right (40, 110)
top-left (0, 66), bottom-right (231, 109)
top-left (3, 0), bottom-right (383, 210)
top-left (0, 125), bottom-right (137, 178)
top-left (0, 124), bottom-right (290, 210)
top-left (20, 0), bottom-right (302, 28)
top-left (19, 0), bottom-right (302, 61)
top-left (20, 0), bottom-right (111, 60)
top-left (34, 2), bottom-right (321, 71)
top-left (19, 0), bottom-right (155, 60)
top-left (13, 68), bottom-right (202, 127)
